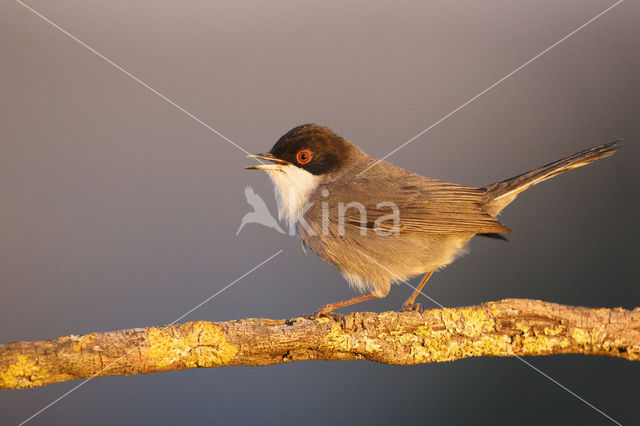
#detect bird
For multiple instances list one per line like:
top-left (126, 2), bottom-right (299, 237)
top-left (236, 186), bottom-right (285, 235)
top-left (246, 124), bottom-right (621, 315)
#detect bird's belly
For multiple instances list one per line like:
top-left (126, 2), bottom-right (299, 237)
top-left (299, 224), bottom-right (473, 296)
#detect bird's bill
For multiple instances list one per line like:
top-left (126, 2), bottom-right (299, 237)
top-left (245, 153), bottom-right (290, 170)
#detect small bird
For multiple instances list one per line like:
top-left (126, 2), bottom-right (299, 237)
top-left (246, 124), bottom-right (620, 314)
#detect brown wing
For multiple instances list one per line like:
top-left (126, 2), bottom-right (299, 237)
top-left (330, 164), bottom-right (510, 235)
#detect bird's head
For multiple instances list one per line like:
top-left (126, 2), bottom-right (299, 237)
top-left (245, 123), bottom-right (356, 176)
top-left (245, 124), bottom-right (360, 222)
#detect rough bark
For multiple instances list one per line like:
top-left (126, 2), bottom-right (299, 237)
top-left (1, 299), bottom-right (639, 389)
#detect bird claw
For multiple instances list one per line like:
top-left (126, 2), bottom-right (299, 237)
top-left (301, 305), bottom-right (342, 320)
top-left (300, 313), bottom-right (321, 320)
top-left (401, 302), bottom-right (423, 312)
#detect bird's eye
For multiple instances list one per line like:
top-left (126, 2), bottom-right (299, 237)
top-left (296, 149), bottom-right (313, 165)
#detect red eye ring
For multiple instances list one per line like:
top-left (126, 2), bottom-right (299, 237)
top-left (296, 149), bottom-right (313, 165)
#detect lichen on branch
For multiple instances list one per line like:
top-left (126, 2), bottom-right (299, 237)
top-left (1, 299), bottom-right (639, 389)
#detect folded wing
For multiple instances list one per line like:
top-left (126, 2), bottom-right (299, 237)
top-left (332, 164), bottom-right (510, 235)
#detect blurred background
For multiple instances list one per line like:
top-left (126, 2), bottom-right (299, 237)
top-left (1, 0), bottom-right (638, 424)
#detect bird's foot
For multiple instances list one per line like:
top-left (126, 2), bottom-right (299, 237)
top-left (401, 302), bottom-right (423, 312)
top-left (301, 304), bottom-right (340, 320)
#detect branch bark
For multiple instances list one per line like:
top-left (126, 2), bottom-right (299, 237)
top-left (2, 299), bottom-right (639, 389)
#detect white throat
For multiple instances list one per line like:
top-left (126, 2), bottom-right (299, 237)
top-left (265, 164), bottom-right (319, 226)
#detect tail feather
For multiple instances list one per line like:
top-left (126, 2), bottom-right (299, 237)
top-left (484, 140), bottom-right (621, 216)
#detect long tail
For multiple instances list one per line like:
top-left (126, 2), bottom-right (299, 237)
top-left (484, 140), bottom-right (621, 216)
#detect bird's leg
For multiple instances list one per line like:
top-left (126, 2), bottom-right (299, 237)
top-left (313, 293), bottom-right (378, 317)
top-left (401, 271), bottom-right (434, 311)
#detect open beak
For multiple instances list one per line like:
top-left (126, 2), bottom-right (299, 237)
top-left (245, 153), bottom-right (290, 170)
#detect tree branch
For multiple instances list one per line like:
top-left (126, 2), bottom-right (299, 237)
top-left (2, 299), bottom-right (639, 389)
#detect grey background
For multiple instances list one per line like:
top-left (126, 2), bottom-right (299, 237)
top-left (1, 0), bottom-right (638, 425)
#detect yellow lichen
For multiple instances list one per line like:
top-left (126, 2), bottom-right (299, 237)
top-left (147, 322), bottom-right (237, 368)
top-left (392, 307), bottom-right (516, 363)
top-left (377, 311), bottom-right (397, 321)
top-left (571, 328), bottom-right (591, 346)
top-left (362, 337), bottom-right (382, 353)
top-left (514, 323), bottom-right (571, 354)
top-left (520, 334), bottom-right (568, 353)
top-left (0, 355), bottom-right (48, 389)
top-left (440, 307), bottom-right (496, 336)
top-left (414, 328), bottom-right (506, 363)
top-left (72, 333), bottom-right (96, 352)
top-left (325, 323), bottom-right (353, 351)
top-left (544, 325), bottom-right (566, 336)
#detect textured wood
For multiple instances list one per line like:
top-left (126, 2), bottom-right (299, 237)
top-left (1, 299), bottom-right (639, 389)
